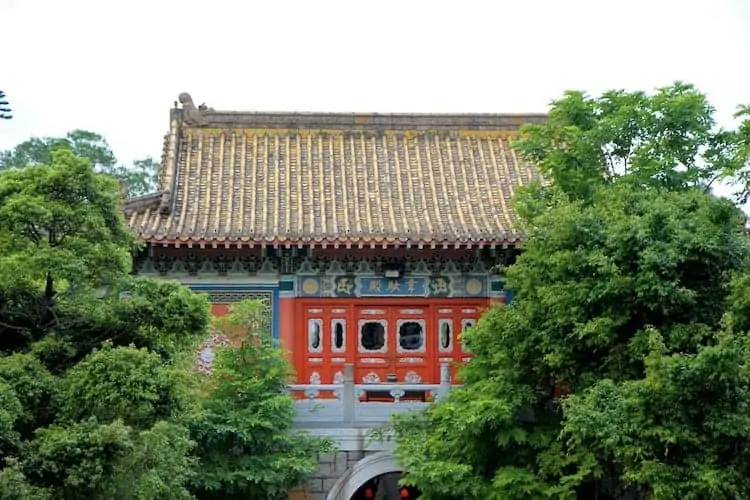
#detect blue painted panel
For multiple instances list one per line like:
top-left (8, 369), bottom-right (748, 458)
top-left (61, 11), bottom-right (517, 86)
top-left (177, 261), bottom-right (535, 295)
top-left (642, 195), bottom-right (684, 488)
top-left (358, 277), bottom-right (430, 297)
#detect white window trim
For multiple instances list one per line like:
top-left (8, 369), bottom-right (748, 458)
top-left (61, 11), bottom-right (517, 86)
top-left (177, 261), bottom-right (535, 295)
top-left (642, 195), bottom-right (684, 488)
top-left (461, 318), bottom-right (475, 353)
top-left (396, 318), bottom-right (426, 354)
top-left (307, 318), bottom-right (323, 353)
top-left (331, 318), bottom-right (346, 353)
top-left (438, 318), bottom-right (453, 353)
top-left (358, 319), bottom-right (388, 354)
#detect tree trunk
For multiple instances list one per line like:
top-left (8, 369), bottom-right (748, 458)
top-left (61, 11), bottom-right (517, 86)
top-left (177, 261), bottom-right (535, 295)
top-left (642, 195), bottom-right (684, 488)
top-left (45, 273), bottom-right (54, 301)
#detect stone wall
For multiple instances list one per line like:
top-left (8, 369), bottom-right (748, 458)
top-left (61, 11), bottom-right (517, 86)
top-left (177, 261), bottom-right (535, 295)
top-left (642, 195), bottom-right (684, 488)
top-left (304, 450), bottom-right (376, 500)
top-left (288, 417), bottom-right (403, 499)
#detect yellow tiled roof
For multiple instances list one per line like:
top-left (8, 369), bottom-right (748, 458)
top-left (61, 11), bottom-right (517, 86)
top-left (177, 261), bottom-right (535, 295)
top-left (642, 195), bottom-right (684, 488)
top-left (124, 93), bottom-right (546, 247)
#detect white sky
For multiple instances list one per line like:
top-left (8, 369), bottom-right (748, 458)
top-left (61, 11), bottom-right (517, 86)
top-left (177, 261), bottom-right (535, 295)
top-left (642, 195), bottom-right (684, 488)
top-left (1, 0), bottom-right (748, 196)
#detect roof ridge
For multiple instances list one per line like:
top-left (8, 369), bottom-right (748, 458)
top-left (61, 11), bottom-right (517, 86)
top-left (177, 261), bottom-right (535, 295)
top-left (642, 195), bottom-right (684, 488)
top-left (176, 93), bottom-right (548, 130)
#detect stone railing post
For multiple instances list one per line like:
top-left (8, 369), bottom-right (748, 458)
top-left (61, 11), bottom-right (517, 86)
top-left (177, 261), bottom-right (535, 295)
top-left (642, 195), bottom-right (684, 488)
top-left (342, 363), bottom-right (355, 424)
top-left (437, 362), bottom-right (451, 400)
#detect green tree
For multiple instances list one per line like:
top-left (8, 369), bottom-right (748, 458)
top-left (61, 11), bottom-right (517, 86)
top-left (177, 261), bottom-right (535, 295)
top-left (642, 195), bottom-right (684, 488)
top-left (187, 300), bottom-right (332, 500)
top-left (61, 342), bottom-right (190, 429)
top-left (513, 82), bottom-right (748, 210)
top-left (0, 130), bottom-right (159, 197)
top-left (0, 130), bottom-right (116, 172)
top-left (730, 104), bottom-right (750, 203)
top-left (0, 458), bottom-right (51, 500)
top-left (0, 148), bottom-right (133, 294)
top-left (393, 83), bottom-right (750, 499)
top-left (0, 91), bottom-right (11, 120)
top-left (0, 149), bottom-right (209, 498)
top-left (0, 354), bottom-right (58, 440)
top-left (0, 380), bottom-right (22, 459)
top-left (23, 417), bottom-right (196, 500)
top-left (0, 148), bottom-right (134, 355)
top-left (0, 147), bottom-right (326, 497)
top-left (563, 330), bottom-right (750, 499)
top-left (111, 157), bottom-right (161, 198)
top-left (35, 276), bottom-right (212, 371)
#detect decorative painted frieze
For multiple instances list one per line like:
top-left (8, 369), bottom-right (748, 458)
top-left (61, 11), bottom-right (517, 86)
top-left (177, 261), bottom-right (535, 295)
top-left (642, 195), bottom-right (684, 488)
top-left (132, 246), bottom-right (518, 279)
top-left (298, 274), bottom-right (490, 298)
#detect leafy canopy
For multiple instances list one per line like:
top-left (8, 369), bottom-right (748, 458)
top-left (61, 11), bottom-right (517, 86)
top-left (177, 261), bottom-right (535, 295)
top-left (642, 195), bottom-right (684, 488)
top-left (0, 149), bottom-right (208, 499)
top-left (0, 148), bottom-right (134, 294)
top-left (0, 129), bottom-right (159, 198)
top-left (0, 132), bottom-right (326, 499)
top-left (394, 82), bottom-right (750, 499)
top-left (187, 300), bottom-right (332, 500)
top-left (514, 82), bottom-right (749, 212)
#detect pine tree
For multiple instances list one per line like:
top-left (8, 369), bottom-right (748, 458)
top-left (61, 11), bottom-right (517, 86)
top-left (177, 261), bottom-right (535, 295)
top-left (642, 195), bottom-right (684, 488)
top-left (0, 90), bottom-right (11, 120)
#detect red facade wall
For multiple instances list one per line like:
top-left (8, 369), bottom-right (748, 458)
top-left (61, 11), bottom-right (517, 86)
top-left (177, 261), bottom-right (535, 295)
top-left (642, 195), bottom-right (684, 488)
top-left (153, 244), bottom-right (500, 388)
top-left (293, 297), bottom-right (488, 386)
top-left (209, 297), bottom-right (487, 386)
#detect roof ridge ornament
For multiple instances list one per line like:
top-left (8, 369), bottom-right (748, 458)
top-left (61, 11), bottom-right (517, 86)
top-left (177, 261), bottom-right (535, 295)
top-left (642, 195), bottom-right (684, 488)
top-left (173, 93), bottom-right (546, 130)
top-left (178, 92), bottom-right (213, 126)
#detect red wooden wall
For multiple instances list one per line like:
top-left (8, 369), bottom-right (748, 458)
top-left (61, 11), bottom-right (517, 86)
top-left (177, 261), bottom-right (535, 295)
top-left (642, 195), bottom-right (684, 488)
top-left (293, 297), bottom-right (488, 386)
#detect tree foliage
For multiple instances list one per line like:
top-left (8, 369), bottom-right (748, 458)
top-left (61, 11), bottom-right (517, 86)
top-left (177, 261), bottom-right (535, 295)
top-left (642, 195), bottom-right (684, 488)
top-left (61, 343), bottom-right (189, 428)
top-left (186, 300), bottom-right (332, 500)
top-left (0, 149), bottom-right (133, 293)
top-left (394, 83), bottom-right (750, 499)
top-left (0, 130), bottom-right (159, 197)
top-left (0, 147), bottom-right (326, 498)
top-left (0, 149), bottom-right (208, 498)
top-left (731, 104), bottom-right (750, 203)
top-left (513, 82), bottom-right (749, 210)
top-left (23, 418), bottom-right (196, 500)
top-left (563, 331), bottom-right (750, 499)
top-left (0, 91), bottom-right (11, 120)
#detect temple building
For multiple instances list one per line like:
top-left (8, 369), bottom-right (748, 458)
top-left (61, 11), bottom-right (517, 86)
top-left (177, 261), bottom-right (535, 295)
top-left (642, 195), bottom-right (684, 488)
top-left (124, 93), bottom-right (545, 389)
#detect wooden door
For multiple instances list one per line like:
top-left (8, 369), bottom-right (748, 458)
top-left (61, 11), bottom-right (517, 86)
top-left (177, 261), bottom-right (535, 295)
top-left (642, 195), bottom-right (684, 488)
top-left (354, 306), bottom-right (390, 384)
top-left (391, 306), bottom-right (429, 384)
top-left (354, 305), bottom-right (430, 384)
top-left (455, 305), bottom-right (480, 382)
top-left (430, 303), bottom-right (483, 381)
top-left (300, 305), bottom-right (351, 386)
top-left (435, 306), bottom-right (458, 380)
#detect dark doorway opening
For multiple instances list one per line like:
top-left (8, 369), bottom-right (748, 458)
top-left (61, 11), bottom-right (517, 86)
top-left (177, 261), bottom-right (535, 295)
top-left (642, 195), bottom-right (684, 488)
top-left (350, 472), bottom-right (420, 499)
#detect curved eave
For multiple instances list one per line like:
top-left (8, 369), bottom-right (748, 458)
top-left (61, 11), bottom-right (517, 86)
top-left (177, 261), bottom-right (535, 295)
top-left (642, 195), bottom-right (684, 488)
top-left (135, 234), bottom-right (522, 249)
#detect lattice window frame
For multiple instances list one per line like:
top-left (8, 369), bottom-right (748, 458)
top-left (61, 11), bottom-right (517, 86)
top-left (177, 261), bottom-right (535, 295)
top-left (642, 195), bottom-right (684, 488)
top-left (190, 287), bottom-right (276, 337)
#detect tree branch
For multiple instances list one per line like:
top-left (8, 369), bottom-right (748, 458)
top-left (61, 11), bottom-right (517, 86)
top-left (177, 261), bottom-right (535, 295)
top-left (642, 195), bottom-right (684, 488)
top-left (0, 318), bottom-right (33, 333)
top-left (25, 222), bottom-right (41, 243)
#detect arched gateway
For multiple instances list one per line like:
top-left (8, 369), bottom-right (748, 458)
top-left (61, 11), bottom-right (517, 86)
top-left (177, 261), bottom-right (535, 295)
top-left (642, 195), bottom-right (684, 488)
top-left (326, 451), bottom-right (416, 500)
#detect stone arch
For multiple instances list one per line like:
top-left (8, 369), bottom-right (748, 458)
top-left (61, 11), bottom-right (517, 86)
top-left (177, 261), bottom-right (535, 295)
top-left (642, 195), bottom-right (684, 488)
top-left (326, 451), bottom-right (402, 500)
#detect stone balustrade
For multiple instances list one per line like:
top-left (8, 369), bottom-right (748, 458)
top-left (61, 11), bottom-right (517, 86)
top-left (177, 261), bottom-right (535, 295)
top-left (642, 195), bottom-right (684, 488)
top-left (289, 362), bottom-right (455, 428)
